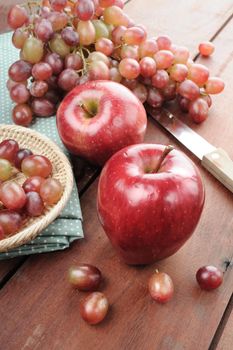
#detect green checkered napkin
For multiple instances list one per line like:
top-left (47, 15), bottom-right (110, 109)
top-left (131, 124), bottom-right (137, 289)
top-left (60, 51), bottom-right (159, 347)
top-left (0, 32), bottom-right (84, 260)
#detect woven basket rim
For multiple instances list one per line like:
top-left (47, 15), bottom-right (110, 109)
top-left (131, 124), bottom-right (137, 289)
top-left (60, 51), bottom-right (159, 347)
top-left (0, 124), bottom-right (74, 252)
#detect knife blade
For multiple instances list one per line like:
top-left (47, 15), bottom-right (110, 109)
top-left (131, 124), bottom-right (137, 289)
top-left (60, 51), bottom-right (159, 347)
top-left (147, 106), bottom-right (233, 194)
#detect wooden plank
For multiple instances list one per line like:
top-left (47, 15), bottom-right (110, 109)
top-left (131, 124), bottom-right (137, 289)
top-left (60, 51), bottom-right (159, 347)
top-left (124, 0), bottom-right (233, 55)
top-left (215, 296), bottom-right (233, 350)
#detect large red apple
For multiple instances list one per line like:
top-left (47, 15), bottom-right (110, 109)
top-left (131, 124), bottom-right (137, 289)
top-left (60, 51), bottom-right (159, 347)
top-left (97, 143), bottom-right (205, 265)
top-left (56, 81), bottom-right (147, 166)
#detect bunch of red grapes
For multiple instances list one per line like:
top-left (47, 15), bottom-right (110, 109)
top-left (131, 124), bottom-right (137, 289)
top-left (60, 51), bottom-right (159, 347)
top-left (0, 139), bottom-right (63, 239)
top-left (7, 0), bottom-right (224, 126)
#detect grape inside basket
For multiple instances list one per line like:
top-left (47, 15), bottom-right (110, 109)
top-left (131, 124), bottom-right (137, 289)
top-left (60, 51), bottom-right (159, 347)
top-left (0, 125), bottom-right (73, 252)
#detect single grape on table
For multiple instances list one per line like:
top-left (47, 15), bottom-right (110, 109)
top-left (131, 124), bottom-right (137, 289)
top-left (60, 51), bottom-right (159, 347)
top-left (6, 0), bottom-right (224, 126)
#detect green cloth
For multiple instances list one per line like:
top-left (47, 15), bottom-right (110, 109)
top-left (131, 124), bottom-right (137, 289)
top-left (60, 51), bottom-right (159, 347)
top-left (0, 32), bottom-right (84, 260)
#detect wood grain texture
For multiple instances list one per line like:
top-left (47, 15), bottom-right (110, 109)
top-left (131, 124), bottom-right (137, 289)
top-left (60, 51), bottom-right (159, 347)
top-left (124, 0), bottom-right (233, 55)
top-left (216, 296), bottom-right (233, 350)
top-left (0, 0), bottom-right (233, 349)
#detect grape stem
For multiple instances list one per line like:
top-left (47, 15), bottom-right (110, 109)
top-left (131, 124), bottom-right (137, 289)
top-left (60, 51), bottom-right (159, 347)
top-left (78, 46), bottom-right (88, 76)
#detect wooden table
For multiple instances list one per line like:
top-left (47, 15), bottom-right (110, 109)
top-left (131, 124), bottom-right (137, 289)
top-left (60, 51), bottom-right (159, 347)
top-left (0, 1), bottom-right (233, 349)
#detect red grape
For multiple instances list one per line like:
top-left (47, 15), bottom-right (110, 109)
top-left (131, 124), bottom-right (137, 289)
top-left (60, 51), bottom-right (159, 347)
top-left (0, 159), bottom-right (13, 181)
top-left (22, 37), bottom-right (44, 64)
top-left (138, 39), bottom-right (158, 58)
top-left (12, 104), bottom-right (33, 126)
top-left (148, 271), bottom-right (174, 303)
top-left (140, 57), bottom-right (157, 77)
top-left (65, 53), bottom-right (83, 70)
top-left (170, 63), bottom-right (188, 82)
top-left (58, 69), bottom-right (79, 91)
top-left (189, 98), bottom-right (209, 123)
top-left (61, 27), bottom-right (79, 47)
top-left (95, 38), bottom-right (114, 56)
top-left (132, 83), bottom-right (148, 103)
top-left (44, 53), bottom-right (64, 75)
top-left (35, 18), bottom-right (53, 42)
top-left (162, 79), bottom-right (177, 100)
top-left (80, 292), bottom-right (109, 325)
top-left (177, 95), bottom-right (190, 112)
top-left (205, 77), bottom-right (225, 94)
top-left (23, 176), bottom-right (45, 193)
top-left (77, 20), bottom-right (96, 46)
top-left (151, 69), bottom-right (169, 89)
top-left (0, 210), bottom-right (22, 236)
top-left (0, 139), bottom-right (19, 163)
top-left (156, 35), bottom-right (172, 50)
top-left (88, 61), bottom-right (110, 81)
top-left (44, 89), bottom-right (60, 104)
top-left (12, 29), bottom-right (29, 49)
top-left (10, 83), bottom-right (30, 104)
top-left (188, 63), bottom-right (209, 86)
top-left (8, 60), bottom-right (32, 82)
top-left (99, 0), bottom-right (117, 6)
top-left (31, 98), bottom-right (56, 117)
top-left (48, 11), bottom-right (68, 31)
top-left (178, 79), bottom-right (200, 101)
top-left (196, 265), bottom-right (223, 290)
top-left (154, 50), bottom-right (174, 69)
top-left (199, 42), bottom-right (215, 57)
top-left (147, 88), bottom-right (164, 108)
top-left (14, 149), bottom-right (33, 169)
top-left (120, 45), bottom-right (139, 61)
top-left (8, 5), bottom-right (28, 29)
top-left (123, 26), bottom-right (147, 45)
top-left (50, 0), bottom-right (67, 12)
top-left (25, 191), bottom-right (45, 217)
top-left (87, 51), bottom-right (110, 67)
top-left (30, 81), bottom-right (49, 98)
top-left (68, 264), bottom-right (102, 291)
top-left (109, 67), bottom-right (122, 83)
top-left (0, 182), bottom-right (26, 210)
top-left (46, 76), bottom-right (59, 89)
top-left (40, 178), bottom-right (63, 205)
top-left (75, 0), bottom-right (94, 21)
top-left (103, 6), bottom-right (129, 26)
top-left (111, 25), bottom-right (127, 45)
top-left (119, 58), bottom-right (140, 79)
top-left (50, 34), bottom-right (71, 58)
top-left (201, 94), bottom-right (212, 107)
top-left (21, 155), bottom-right (53, 178)
top-left (7, 79), bottom-right (27, 91)
top-left (32, 62), bottom-right (53, 81)
top-left (172, 45), bottom-right (190, 64)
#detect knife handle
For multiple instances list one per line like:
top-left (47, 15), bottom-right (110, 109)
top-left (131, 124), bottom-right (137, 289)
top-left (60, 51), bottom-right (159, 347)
top-left (202, 148), bottom-right (233, 193)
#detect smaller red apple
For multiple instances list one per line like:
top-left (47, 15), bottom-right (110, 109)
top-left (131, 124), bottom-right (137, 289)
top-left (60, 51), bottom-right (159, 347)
top-left (56, 81), bottom-right (147, 166)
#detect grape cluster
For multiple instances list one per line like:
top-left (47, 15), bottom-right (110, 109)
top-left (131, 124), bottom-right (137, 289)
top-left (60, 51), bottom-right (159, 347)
top-left (7, 0), bottom-right (224, 125)
top-left (0, 139), bottom-right (63, 240)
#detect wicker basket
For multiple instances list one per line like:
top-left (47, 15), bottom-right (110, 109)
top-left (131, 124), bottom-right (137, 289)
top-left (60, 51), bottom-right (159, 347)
top-left (0, 124), bottom-right (74, 252)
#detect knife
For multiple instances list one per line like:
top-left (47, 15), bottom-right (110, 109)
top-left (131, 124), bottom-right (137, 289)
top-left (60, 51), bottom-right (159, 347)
top-left (147, 106), bottom-right (233, 194)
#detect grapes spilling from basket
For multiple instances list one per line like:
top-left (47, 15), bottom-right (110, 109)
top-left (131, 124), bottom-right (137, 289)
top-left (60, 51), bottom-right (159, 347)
top-left (0, 139), bottom-right (63, 239)
top-left (7, 0), bottom-right (224, 126)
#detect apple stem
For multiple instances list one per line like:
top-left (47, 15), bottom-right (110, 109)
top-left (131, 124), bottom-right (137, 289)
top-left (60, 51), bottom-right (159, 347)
top-left (153, 145), bottom-right (174, 173)
top-left (79, 103), bottom-right (95, 117)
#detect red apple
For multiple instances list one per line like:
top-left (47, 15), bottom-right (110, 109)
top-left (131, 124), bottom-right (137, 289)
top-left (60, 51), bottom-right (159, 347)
top-left (56, 81), bottom-right (147, 166)
top-left (97, 144), bottom-right (205, 265)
